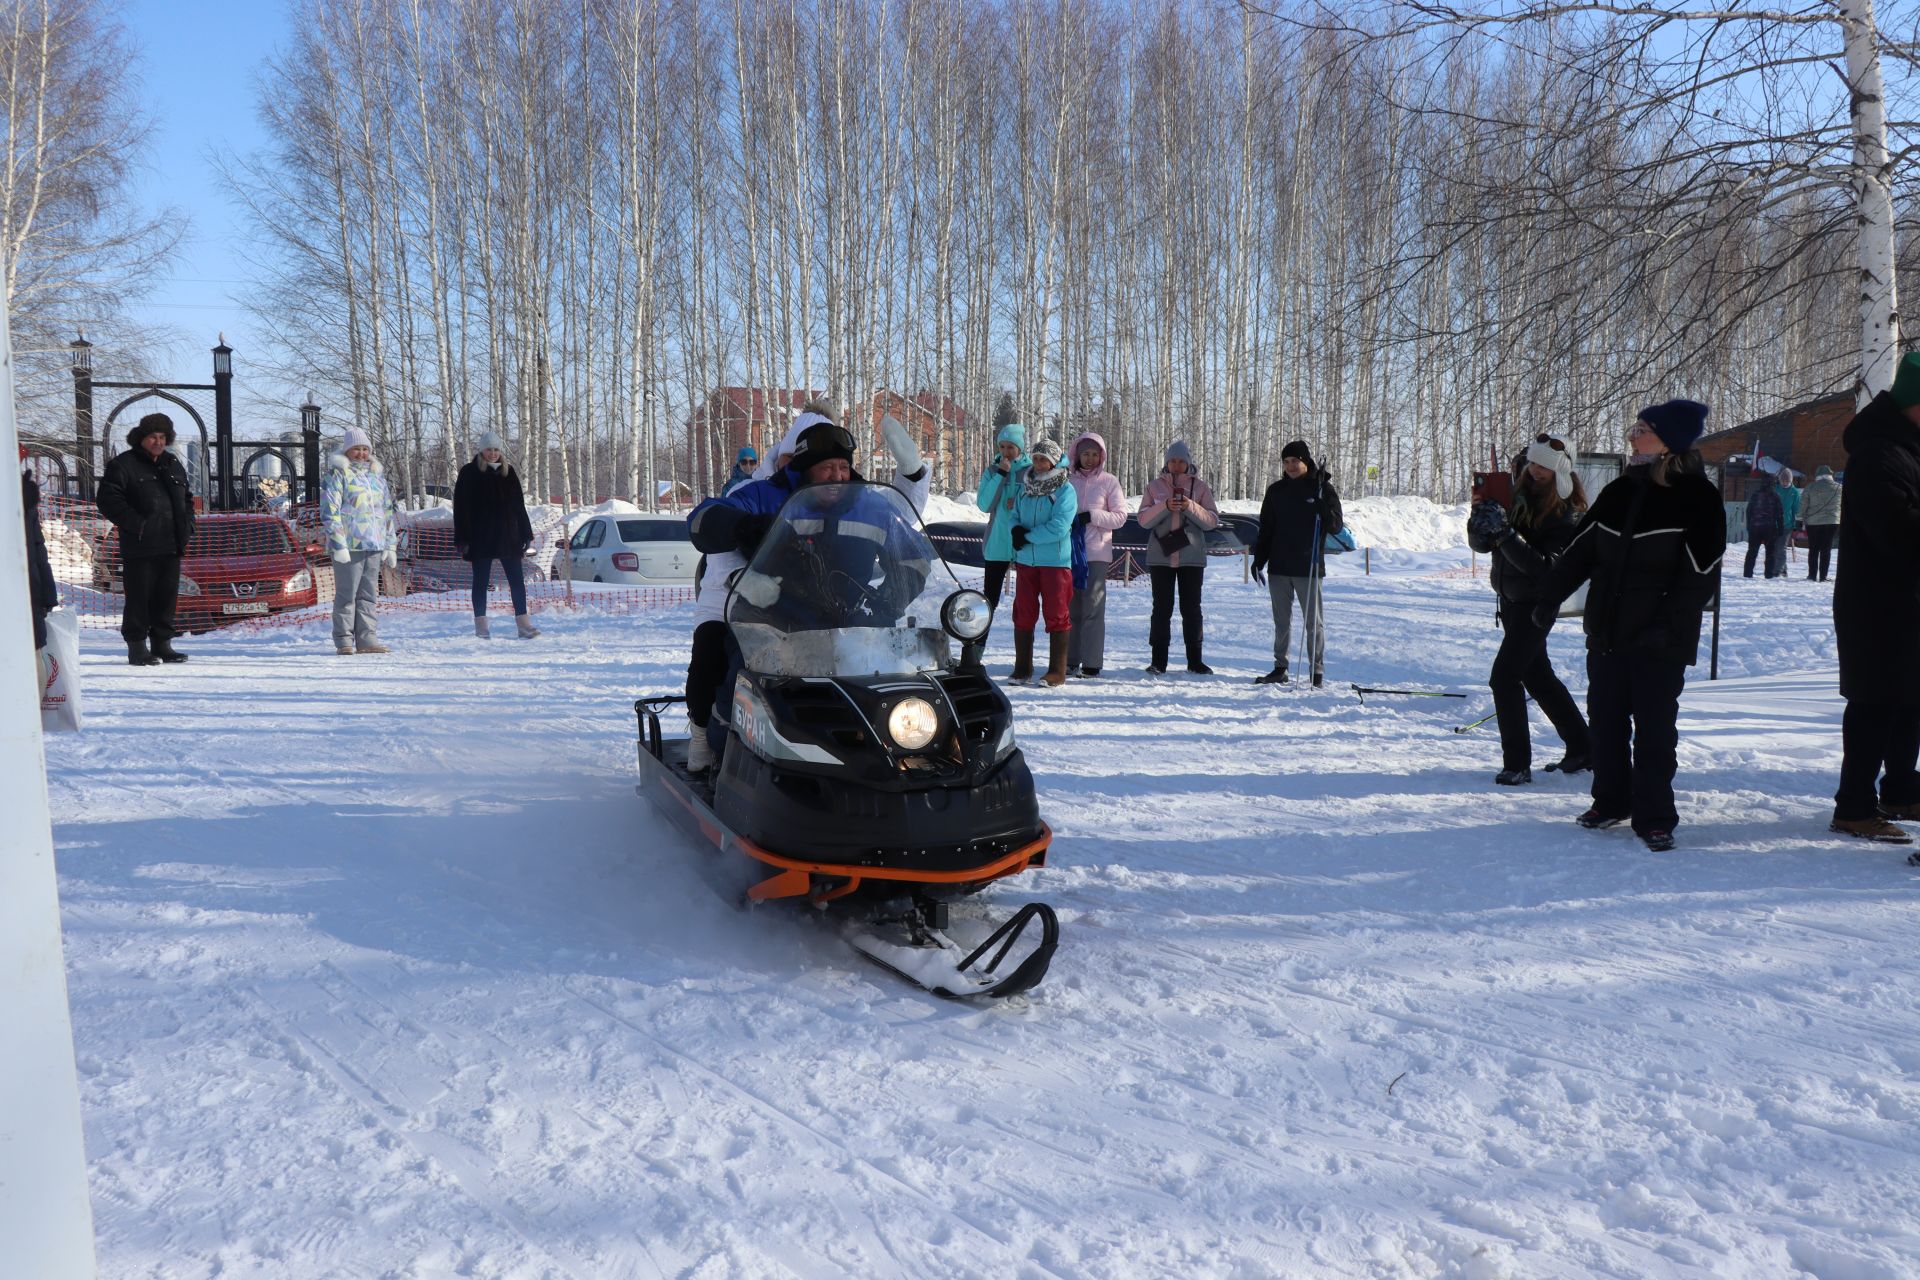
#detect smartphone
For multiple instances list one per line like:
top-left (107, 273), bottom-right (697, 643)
top-left (1471, 470), bottom-right (1513, 507)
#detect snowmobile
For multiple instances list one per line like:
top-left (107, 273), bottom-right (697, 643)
top-left (635, 480), bottom-right (1058, 998)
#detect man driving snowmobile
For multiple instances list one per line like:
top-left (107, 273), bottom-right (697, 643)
top-left (686, 418), bottom-right (933, 753)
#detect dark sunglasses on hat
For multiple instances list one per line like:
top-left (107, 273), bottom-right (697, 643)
top-left (1534, 434), bottom-right (1568, 452)
top-left (793, 423), bottom-right (856, 456)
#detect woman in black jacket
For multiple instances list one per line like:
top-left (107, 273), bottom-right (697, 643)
top-left (1535, 400), bottom-right (1726, 852)
top-left (1466, 434), bottom-right (1592, 785)
top-left (452, 430), bottom-right (538, 638)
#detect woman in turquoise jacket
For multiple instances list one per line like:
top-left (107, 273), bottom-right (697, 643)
top-left (1005, 438), bottom-right (1079, 686)
top-left (975, 423), bottom-right (1029, 636)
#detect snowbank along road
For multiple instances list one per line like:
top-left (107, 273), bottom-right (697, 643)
top-left (44, 551), bottom-right (1920, 1279)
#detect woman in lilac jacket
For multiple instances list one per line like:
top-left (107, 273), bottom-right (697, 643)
top-left (1138, 440), bottom-right (1220, 674)
top-left (1065, 432), bottom-right (1129, 677)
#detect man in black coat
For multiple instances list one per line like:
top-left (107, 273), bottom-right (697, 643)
top-left (1249, 439), bottom-right (1343, 686)
top-left (95, 413), bottom-right (195, 665)
top-left (1830, 352), bottom-right (1920, 845)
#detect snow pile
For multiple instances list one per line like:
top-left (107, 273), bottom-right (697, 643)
top-left (1342, 495), bottom-right (1471, 552)
top-left (925, 491), bottom-right (986, 524)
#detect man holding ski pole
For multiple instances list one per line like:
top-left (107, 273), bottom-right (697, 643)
top-left (1250, 440), bottom-right (1343, 688)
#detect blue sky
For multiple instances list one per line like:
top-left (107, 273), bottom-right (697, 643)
top-left (118, 0), bottom-right (289, 408)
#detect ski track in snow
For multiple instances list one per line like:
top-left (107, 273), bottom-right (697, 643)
top-left (44, 561), bottom-right (1920, 1279)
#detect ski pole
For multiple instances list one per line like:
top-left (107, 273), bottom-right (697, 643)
top-left (1351, 683), bottom-right (1469, 704)
top-left (1451, 710), bottom-right (1497, 734)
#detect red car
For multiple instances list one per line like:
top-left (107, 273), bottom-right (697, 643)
top-left (100, 512), bottom-right (319, 631)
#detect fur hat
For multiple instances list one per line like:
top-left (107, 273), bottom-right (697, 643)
top-left (128, 413), bottom-right (175, 448)
top-left (475, 429), bottom-right (505, 454)
top-left (1637, 400), bottom-right (1709, 454)
top-left (1028, 437), bottom-right (1063, 466)
top-left (1525, 436), bottom-right (1577, 500)
top-left (342, 426), bottom-right (373, 453)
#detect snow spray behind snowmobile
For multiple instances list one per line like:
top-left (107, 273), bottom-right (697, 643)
top-left (635, 481), bottom-right (1058, 998)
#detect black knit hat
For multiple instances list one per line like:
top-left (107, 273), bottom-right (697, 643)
top-left (1638, 400), bottom-right (1709, 454)
top-left (128, 412), bottom-right (176, 448)
top-left (790, 420), bottom-right (856, 470)
top-left (1282, 440), bottom-right (1313, 466)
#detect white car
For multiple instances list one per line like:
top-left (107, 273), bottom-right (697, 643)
top-left (564, 514), bottom-right (698, 585)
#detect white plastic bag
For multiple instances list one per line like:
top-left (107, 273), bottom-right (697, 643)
top-left (38, 607), bottom-right (82, 733)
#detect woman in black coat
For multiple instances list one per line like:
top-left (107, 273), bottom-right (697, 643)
top-left (452, 430), bottom-right (538, 638)
top-left (1535, 401), bottom-right (1725, 852)
top-left (1466, 434), bottom-right (1592, 785)
top-left (95, 414), bottom-right (196, 664)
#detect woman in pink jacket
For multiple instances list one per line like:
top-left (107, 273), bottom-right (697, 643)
top-left (1065, 432), bottom-right (1129, 677)
top-left (1138, 440), bottom-right (1221, 674)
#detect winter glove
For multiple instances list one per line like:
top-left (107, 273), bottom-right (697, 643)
top-left (1010, 525), bottom-right (1030, 550)
top-left (733, 512), bottom-right (774, 554)
top-left (382, 547), bottom-right (398, 569)
top-left (880, 414), bottom-right (922, 476)
top-left (1467, 499), bottom-right (1511, 545)
top-left (993, 458), bottom-right (1011, 476)
top-left (735, 570), bottom-right (782, 609)
top-left (331, 548), bottom-right (351, 565)
top-left (1250, 562), bottom-right (1266, 586)
top-left (1074, 511), bottom-right (1091, 527)
top-left (455, 542), bottom-right (469, 561)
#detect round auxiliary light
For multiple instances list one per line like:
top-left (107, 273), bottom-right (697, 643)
top-left (887, 697), bottom-right (940, 751)
top-left (941, 589), bottom-right (992, 642)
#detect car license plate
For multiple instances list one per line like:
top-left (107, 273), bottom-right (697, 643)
top-left (222, 602), bottom-right (271, 615)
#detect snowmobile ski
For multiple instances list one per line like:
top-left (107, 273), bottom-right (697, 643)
top-left (843, 898), bottom-right (1059, 1000)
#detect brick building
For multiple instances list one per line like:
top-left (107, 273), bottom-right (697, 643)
top-left (1695, 391), bottom-right (1853, 500)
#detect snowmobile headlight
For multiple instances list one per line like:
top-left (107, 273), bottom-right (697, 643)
top-left (887, 697), bottom-right (940, 751)
top-left (941, 589), bottom-right (991, 641)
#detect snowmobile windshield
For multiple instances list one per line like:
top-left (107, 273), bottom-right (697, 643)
top-left (727, 481), bottom-right (955, 677)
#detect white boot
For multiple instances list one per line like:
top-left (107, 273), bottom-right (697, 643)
top-left (516, 614), bottom-right (540, 639)
top-left (474, 615), bottom-right (490, 638)
top-left (685, 719), bottom-right (715, 773)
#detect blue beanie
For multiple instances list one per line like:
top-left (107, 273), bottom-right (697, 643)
top-left (1164, 440), bottom-right (1193, 466)
top-left (1638, 400), bottom-right (1709, 454)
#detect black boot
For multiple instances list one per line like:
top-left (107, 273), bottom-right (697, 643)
top-left (127, 639), bottom-right (161, 666)
top-left (1010, 629), bottom-right (1035, 684)
top-left (151, 637), bottom-right (188, 664)
top-left (1146, 647), bottom-right (1168, 675)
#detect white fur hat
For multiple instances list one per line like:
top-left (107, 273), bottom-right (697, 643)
top-left (1526, 435), bottom-right (1577, 499)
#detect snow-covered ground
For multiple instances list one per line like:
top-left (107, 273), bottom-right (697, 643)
top-left (43, 555), bottom-right (1920, 1279)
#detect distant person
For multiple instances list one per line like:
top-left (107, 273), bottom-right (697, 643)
top-left (1249, 440), bottom-right (1343, 687)
top-left (722, 445), bottom-right (758, 496)
top-left (1005, 437), bottom-right (1078, 686)
top-left (1829, 353), bottom-right (1920, 846)
top-left (22, 448), bottom-right (57, 653)
top-left (1138, 440), bottom-right (1220, 674)
top-left (1776, 467), bottom-right (1801, 545)
top-left (1535, 400), bottom-right (1725, 852)
top-left (95, 413), bottom-right (194, 666)
top-left (1466, 434), bottom-right (1592, 785)
top-left (975, 422), bottom-right (1030, 641)
top-left (323, 427), bottom-right (398, 654)
top-left (1064, 432), bottom-right (1128, 677)
top-left (453, 430), bottom-right (538, 639)
top-left (1802, 464), bottom-right (1841, 582)
top-left (1743, 470), bottom-right (1786, 578)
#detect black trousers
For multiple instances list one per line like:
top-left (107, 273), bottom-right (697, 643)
top-left (686, 620), bottom-right (729, 728)
top-left (1148, 565), bottom-right (1205, 663)
top-left (471, 554), bottom-right (528, 615)
top-left (982, 559), bottom-right (1011, 641)
top-left (1489, 614), bottom-right (1590, 772)
top-left (1833, 698), bottom-right (1920, 821)
top-left (1806, 525), bottom-right (1836, 581)
top-left (1586, 650), bottom-right (1688, 834)
top-left (1743, 533), bottom-right (1785, 578)
top-left (121, 555), bottom-right (181, 644)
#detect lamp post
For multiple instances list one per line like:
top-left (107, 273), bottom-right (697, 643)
top-left (212, 336), bottom-right (234, 510)
top-left (70, 334), bottom-right (92, 499)
top-left (300, 397), bottom-right (321, 504)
